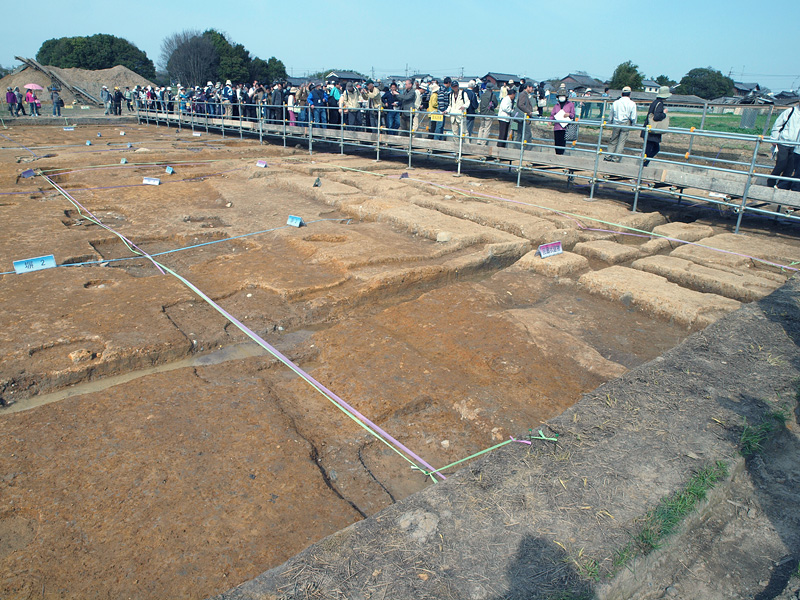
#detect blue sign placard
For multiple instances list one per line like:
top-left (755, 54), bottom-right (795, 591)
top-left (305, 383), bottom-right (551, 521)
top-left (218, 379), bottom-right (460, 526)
top-left (13, 254), bottom-right (57, 274)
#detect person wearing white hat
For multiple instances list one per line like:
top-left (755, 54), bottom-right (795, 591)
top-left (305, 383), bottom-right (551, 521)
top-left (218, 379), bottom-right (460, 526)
top-left (604, 86), bottom-right (637, 162)
top-left (222, 80), bottom-right (233, 118)
top-left (642, 85), bottom-right (671, 165)
top-left (101, 85), bottom-right (112, 115)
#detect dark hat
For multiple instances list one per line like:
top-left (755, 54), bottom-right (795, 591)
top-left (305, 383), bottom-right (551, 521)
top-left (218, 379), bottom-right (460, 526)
top-left (366, 79), bottom-right (374, 85)
top-left (451, 80), bottom-right (459, 87)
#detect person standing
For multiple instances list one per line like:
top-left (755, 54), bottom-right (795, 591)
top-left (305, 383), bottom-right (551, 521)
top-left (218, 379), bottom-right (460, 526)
top-left (50, 87), bottom-right (61, 117)
top-left (101, 86), bottom-right (112, 115)
top-left (515, 81), bottom-right (536, 144)
top-left (549, 90), bottom-right (576, 155)
top-left (26, 89), bottom-right (39, 116)
top-left (425, 81), bottom-right (439, 139)
top-left (360, 80), bottom-right (381, 132)
top-left (340, 82), bottom-right (360, 129)
top-left (309, 83), bottom-right (328, 128)
top-left (270, 84), bottom-right (283, 124)
top-left (642, 86), bottom-right (670, 166)
top-left (604, 86), bottom-right (637, 162)
top-left (398, 79), bottom-right (417, 132)
top-left (6, 87), bottom-right (17, 116)
top-left (412, 80), bottom-right (424, 132)
top-left (464, 80), bottom-right (479, 141)
top-left (433, 77), bottom-right (452, 140)
top-left (476, 82), bottom-right (496, 145)
top-left (14, 87), bottom-right (26, 116)
top-left (382, 82), bottom-right (401, 133)
top-left (768, 99), bottom-right (800, 189)
top-left (327, 82), bottom-right (341, 127)
top-left (113, 87), bottom-right (123, 115)
top-left (447, 80), bottom-right (470, 140)
top-left (123, 87), bottom-right (133, 112)
top-left (579, 89), bottom-right (593, 119)
top-left (497, 89), bottom-right (517, 148)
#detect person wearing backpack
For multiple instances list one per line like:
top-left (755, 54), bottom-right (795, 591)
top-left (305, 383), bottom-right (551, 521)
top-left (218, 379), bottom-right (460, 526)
top-left (476, 82), bottom-right (497, 145)
top-left (768, 100), bottom-right (800, 189)
top-left (447, 80), bottom-right (470, 141)
top-left (464, 80), bottom-right (479, 141)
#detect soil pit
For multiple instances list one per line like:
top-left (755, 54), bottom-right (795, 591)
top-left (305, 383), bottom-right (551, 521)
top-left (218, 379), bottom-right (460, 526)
top-left (1, 123), bottom-right (798, 599)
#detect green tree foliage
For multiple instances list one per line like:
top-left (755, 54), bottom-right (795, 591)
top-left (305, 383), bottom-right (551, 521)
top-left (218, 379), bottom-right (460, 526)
top-left (162, 29), bottom-right (286, 86)
top-left (203, 30), bottom-right (250, 84)
top-left (36, 34), bottom-right (155, 80)
top-left (0, 64), bottom-right (14, 78)
top-left (675, 67), bottom-right (734, 99)
top-left (609, 61), bottom-right (644, 91)
top-left (250, 57), bottom-right (287, 85)
top-left (655, 74), bottom-right (676, 87)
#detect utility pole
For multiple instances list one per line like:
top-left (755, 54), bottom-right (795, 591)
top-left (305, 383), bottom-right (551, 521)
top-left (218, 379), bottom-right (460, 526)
top-left (405, 63), bottom-right (408, 77)
top-left (461, 66), bottom-right (464, 78)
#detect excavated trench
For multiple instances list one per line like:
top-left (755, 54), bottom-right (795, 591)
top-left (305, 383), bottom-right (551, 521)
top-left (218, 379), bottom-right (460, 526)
top-left (1, 123), bottom-right (798, 600)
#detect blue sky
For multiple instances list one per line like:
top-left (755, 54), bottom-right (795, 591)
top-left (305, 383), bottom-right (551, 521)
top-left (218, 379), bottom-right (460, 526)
top-left (4, 0), bottom-right (799, 92)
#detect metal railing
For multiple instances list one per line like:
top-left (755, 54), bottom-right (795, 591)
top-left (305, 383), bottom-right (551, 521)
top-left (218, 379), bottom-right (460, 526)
top-left (135, 98), bottom-right (800, 233)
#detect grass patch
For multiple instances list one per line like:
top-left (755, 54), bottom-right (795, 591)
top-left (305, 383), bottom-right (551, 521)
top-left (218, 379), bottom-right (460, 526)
top-left (668, 112), bottom-right (779, 135)
top-left (634, 461), bottom-right (729, 554)
top-left (607, 461), bottom-right (729, 577)
top-left (740, 408), bottom-right (789, 457)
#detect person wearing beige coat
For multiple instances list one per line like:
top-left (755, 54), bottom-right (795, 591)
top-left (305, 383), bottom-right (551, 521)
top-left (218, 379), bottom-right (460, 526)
top-left (447, 81), bottom-right (470, 139)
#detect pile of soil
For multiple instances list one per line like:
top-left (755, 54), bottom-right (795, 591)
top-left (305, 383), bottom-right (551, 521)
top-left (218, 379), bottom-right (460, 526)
top-left (0, 64), bottom-right (154, 106)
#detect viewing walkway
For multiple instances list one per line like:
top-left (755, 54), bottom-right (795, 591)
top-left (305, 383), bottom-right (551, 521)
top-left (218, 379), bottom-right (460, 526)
top-left (137, 107), bottom-right (800, 233)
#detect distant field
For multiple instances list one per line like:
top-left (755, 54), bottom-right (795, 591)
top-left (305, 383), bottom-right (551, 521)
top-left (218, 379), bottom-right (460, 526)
top-left (666, 111), bottom-right (780, 135)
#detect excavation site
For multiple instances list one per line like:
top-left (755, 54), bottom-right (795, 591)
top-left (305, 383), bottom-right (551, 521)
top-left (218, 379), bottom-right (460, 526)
top-left (1, 120), bottom-right (800, 600)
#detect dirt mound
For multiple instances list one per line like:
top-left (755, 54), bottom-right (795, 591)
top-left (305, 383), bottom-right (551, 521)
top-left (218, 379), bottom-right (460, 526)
top-left (0, 64), bottom-right (154, 106)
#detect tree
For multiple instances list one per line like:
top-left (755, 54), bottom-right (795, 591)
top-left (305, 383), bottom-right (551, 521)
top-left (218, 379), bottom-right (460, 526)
top-left (203, 30), bottom-right (250, 84)
top-left (36, 34), bottom-right (155, 80)
top-left (161, 29), bottom-right (287, 86)
top-left (675, 67), bottom-right (734, 99)
top-left (160, 30), bottom-right (200, 72)
top-left (166, 35), bottom-right (218, 87)
top-left (609, 61), bottom-right (643, 91)
top-left (250, 57), bottom-right (287, 85)
top-left (654, 75), bottom-right (676, 87)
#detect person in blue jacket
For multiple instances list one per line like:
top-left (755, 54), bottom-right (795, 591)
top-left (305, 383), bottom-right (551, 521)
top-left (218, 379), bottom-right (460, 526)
top-left (308, 83), bottom-right (328, 128)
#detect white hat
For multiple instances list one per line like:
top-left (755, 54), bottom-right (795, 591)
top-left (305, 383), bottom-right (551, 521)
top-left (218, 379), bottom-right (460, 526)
top-left (102, 85), bottom-right (107, 88)
top-left (207, 81), bottom-right (212, 86)
top-left (508, 79), bottom-right (514, 84)
top-left (226, 80), bottom-right (231, 86)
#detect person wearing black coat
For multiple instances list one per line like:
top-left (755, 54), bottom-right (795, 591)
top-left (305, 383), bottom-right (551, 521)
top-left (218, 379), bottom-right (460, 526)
top-left (642, 86), bottom-right (670, 166)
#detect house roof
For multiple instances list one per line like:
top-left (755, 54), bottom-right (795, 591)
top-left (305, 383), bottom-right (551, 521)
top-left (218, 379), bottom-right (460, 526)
top-left (483, 72), bottom-right (520, 83)
top-left (325, 71), bottom-right (364, 80)
top-left (642, 79), bottom-right (659, 87)
top-left (734, 82), bottom-right (759, 92)
top-left (561, 73), bottom-right (604, 88)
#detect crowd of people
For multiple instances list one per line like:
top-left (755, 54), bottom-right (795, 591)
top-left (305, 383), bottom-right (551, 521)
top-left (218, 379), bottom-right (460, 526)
top-left (5, 86), bottom-right (42, 117)
top-left (126, 76), bottom-right (684, 159)
top-left (6, 74), bottom-right (799, 182)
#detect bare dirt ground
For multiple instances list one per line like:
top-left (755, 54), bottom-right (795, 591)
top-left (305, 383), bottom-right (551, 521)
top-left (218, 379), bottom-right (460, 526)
top-left (0, 122), bottom-right (798, 599)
